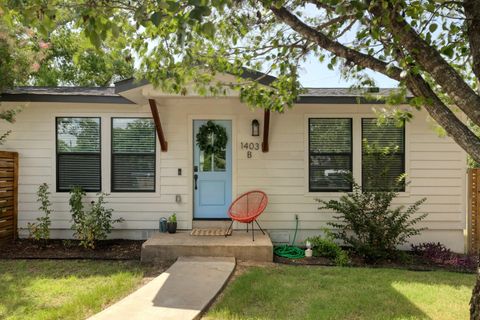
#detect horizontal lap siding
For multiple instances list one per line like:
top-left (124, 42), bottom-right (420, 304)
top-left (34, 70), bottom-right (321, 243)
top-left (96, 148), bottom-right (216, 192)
top-left (234, 105), bottom-right (466, 252)
top-left (1, 100), bottom-right (467, 251)
top-left (2, 102), bottom-right (191, 230)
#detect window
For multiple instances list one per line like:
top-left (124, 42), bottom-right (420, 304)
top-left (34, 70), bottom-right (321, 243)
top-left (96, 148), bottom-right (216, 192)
top-left (56, 117), bottom-right (101, 192)
top-left (308, 118), bottom-right (352, 192)
top-left (112, 118), bottom-right (156, 192)
top-left (362, 118), bottom-right (405, 191)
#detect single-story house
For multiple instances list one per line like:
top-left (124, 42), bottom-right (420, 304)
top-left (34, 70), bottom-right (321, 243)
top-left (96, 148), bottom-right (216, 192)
top-left (0, 73), bottom-right (467, 252)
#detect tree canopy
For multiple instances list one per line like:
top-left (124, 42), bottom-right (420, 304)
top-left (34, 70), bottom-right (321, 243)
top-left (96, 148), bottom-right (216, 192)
top-left (1, 0), bottom-right (480, 163)
top-left (0, 4), bottom-right (133, 143)
top-left (31, 27), bottom-right (134, 87)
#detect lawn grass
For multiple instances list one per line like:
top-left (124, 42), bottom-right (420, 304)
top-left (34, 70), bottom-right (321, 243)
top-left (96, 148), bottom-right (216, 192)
top-left (0, 259), bottom-right (147, 320)
top-left (206, 265), bottom-right (476, 320)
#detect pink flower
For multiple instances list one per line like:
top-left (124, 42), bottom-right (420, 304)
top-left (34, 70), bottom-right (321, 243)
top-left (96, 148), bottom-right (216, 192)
top-left (39, 41), bottom-right (50, 49)
top-left (32, 63), bottom-right (40, 72)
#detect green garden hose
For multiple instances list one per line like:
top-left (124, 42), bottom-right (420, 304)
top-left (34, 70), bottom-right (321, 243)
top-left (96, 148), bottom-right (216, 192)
top-left (274, 215), bottom-right (305, 259)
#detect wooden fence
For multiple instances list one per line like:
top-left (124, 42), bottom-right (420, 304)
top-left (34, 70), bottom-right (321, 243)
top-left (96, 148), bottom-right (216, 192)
top-left (0, 151), bottom-right (18, 244)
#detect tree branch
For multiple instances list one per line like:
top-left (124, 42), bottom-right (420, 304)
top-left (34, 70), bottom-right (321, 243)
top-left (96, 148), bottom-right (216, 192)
top-left (270, 4), bottom-right (480, 162)
top-left (406, 72), bottom-right (480, 163)
top-left (371, 4), bottom-right (480, 126)
top-left (464, 0), bottom-right (480, 82)
top-left (317, 14), bottom-right (356, 31)
top-left (269, 6), bottom-right (403, 80)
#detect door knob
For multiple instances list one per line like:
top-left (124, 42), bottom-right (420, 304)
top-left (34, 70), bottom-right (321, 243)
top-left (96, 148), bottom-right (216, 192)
top-left (194, 174), bottom-right (198, 190)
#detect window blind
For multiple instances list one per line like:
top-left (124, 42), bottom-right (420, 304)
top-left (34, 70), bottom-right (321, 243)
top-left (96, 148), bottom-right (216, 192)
top-left (112, 118), bottom-right (156, 192)
top-left (309, 118), bottom-right (352, 192)
top-left (56, 117), bottom-right (101, 192)
top-left (362, 118), bottom-right (405, 191)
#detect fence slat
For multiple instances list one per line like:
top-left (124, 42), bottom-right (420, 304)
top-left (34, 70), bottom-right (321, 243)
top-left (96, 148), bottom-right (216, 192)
top-left (0, 151), bottom-right (17, 244)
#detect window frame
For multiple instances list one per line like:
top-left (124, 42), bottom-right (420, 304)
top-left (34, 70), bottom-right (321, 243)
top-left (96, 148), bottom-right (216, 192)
top-left (55, 116), bottom-right (102, 193)
top-left (361, 118), bottom-right (406, 192)
top-left (308, 117), bottom-right (353, 193)
top-left (110, 117), bottom-right (157, 193)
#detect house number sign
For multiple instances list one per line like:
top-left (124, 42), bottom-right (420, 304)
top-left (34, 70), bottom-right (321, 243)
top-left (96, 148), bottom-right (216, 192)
top-left (241, 142), bottom-right (260, 158)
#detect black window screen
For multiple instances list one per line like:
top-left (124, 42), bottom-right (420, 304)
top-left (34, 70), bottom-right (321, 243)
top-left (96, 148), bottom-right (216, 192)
top-left (56, 117), bottom-right (101, 192)
top-left (362, 118), bottom-right (405, 191)
top-left (309, 118), bottom-right (352, 192)
top-left (112, 118), bottom-right (156, 192)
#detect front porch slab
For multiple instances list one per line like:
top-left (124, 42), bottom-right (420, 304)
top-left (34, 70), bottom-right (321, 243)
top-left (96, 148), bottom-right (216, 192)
top-left (141, 231), bottom-right (273, 263)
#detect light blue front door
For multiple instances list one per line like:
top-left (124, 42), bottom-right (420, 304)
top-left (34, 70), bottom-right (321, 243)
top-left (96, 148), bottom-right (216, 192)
top-left (193, 120), bottom-right (232, 219)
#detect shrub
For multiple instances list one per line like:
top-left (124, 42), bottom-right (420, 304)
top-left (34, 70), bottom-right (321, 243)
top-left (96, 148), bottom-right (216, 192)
top-left (320, 179), bottom-right (427, 261)
top-left (412, 242), bottom-right (478, 271)
top-left (411, 242), bottom-right (452, 263)
top-left (27, 183), bottom-right (52, 244)
top-left (334, 250), bottom-right (350, 267)
top-left (306, 232), bottom-right (350, 266)
top-left (69, 187), bottom-right (123, 249)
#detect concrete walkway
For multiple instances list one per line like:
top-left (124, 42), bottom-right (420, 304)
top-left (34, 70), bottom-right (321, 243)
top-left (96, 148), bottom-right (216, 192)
top-left (88, 256), bottom-right (236, 320)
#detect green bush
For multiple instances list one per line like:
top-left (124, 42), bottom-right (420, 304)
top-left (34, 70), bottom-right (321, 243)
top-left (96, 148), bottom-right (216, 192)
top-left (306, 232), bottom-right (350, 266)
top-left (334, 250), bottom-right (350, 267)
top-left (319, 179), bottom-right (427, 261)
top-left (69, 187), bottom-right (123, 249)
top-left (27, 183), bottom-right (52, 244)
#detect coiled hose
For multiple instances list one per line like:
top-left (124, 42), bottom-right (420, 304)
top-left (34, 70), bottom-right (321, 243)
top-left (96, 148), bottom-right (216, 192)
top-left (273, 215), bottom-right (305, 259)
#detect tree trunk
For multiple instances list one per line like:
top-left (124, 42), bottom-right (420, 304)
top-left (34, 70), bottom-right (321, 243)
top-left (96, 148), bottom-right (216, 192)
top-left (471, 274), bottom-right (480, 320)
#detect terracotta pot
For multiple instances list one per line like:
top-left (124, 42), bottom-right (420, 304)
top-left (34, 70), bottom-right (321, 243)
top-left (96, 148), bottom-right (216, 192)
top-left (167, 222), bottom-right (177, 234)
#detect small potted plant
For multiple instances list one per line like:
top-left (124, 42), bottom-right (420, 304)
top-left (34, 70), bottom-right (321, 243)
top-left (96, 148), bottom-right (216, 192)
top-left (167, 213), bottom-right (177, 234)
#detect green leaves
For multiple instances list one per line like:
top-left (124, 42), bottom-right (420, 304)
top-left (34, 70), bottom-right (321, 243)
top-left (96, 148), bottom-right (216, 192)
top-left (441, 45), bottom-right (455, 59)
top-left (189, 5), bottom-right (212, 21)
top-left (69, 188), bottom-right (123, 249)
top-left (0, 0), bottom-right (476, 125)
top-left (201, 21), bottom-right (215, 39)
top-left (150, 12), bottom-right (162, 26)
top-left (320, 178), bottom-right (427, 261)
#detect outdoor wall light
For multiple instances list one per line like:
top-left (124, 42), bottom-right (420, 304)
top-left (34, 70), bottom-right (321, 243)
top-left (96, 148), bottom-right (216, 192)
top-left (251, 119), bottom-right (260, 136)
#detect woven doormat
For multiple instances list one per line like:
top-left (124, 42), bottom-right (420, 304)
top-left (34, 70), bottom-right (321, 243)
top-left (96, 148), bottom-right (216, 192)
top-left (190, 228), bottom-right (232, 236)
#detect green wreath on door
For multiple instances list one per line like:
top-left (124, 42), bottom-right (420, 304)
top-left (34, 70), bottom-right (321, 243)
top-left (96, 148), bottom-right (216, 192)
top-left (196, 120), bottom-right (228, 154)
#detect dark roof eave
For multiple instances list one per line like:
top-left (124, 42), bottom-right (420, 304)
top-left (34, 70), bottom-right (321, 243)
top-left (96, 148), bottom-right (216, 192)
top-left (296, 96), bottom-right (399, 104)
top-left (0, 93), bottom-right (135, 104)
top-left (114, 78), bottom-right (150, 94)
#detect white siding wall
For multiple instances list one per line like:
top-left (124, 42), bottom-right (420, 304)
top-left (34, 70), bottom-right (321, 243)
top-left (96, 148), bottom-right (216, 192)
top-left (1, 97), bottom-right (468, 252)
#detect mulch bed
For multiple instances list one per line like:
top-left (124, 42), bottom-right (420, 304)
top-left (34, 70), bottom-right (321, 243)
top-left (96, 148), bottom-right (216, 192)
top-left (0, 239), bottom-right (143, 260)
top-left (274, 251), bottom-right (478, 273)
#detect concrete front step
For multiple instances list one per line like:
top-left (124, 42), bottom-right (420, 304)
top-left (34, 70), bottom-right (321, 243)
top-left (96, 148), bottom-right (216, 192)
top-left (141, 231), bottom-right (273, 263)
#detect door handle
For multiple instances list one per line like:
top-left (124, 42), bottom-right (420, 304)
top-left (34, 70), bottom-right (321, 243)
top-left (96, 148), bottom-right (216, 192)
top-left (194, 174), bottom-right (198, 190)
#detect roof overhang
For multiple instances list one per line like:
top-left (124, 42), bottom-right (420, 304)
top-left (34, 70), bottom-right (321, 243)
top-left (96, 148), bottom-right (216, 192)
top-left (0, 86), bottom-right (135, 104)
top-left (0, 93), bottom-right (135, 104)
top-left (0, 70), bottom-right (410, 105)
top-left (297, 96), bottom-right (391, 104)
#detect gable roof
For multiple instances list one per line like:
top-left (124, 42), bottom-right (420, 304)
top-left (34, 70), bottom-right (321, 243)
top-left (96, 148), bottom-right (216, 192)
top-left (0, 85), bottom-right (408, 104)
top-left (0, 70), bottom-right (409, 104)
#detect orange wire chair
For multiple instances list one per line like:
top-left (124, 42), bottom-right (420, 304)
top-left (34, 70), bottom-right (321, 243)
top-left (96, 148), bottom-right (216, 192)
top-left (225, 190), bottom-right (268, 241)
